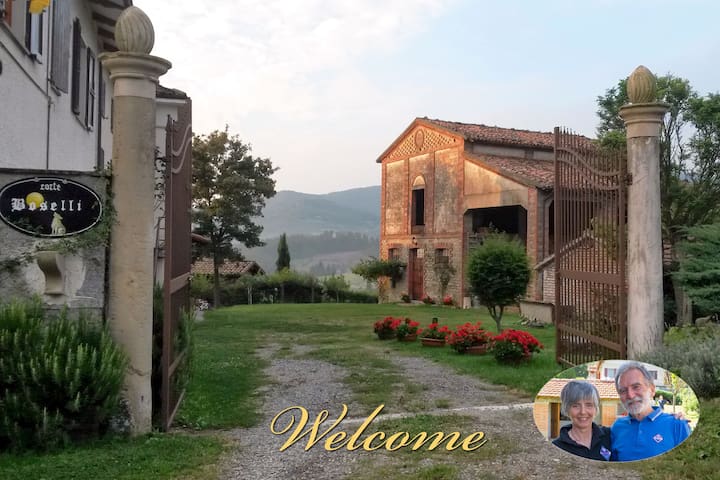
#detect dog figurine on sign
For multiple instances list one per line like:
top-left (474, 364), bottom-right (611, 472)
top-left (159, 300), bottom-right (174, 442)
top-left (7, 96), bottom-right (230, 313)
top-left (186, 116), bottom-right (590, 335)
top-left (51, 212), bottom-right (66, 235)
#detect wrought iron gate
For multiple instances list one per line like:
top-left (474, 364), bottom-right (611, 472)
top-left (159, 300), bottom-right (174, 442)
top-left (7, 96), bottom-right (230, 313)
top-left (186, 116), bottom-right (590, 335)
top-left (554, 127), bottom-right (627, 367)
top-left (161, 100), bottom-right (193, 430)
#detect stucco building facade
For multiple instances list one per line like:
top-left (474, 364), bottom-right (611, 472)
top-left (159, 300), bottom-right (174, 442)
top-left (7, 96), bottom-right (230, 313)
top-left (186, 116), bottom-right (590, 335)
top-left (0, 1), bottom-right (189, 314)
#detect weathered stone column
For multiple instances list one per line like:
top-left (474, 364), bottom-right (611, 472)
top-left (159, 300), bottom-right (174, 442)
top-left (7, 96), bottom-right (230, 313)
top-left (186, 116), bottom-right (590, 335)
top-left (619, 66), bottom-right (668, 359)
top-left (99, 7), bottom-right (171, 434)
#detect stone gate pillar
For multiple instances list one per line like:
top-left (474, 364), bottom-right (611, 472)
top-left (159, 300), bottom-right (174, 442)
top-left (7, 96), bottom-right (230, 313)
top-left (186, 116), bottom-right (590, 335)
top-left (99, 7), bottom-right (171, 434)
top-left (619, 66), bottom-right (668, 359)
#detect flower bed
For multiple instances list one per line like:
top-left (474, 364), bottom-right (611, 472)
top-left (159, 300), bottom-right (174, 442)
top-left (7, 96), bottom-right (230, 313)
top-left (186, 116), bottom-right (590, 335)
top-left (446, 321), bottom-right (492, 354)
top-left (394, 317), bottom-right (421, 341)
top-left (373, 316), bottom-right (422, 341)
top-left (419, 318), bottom-right (450, 347)
top-left (491, 329), bottom-right (543, 364)
top-left (373, 316), bottom-right (396, 339)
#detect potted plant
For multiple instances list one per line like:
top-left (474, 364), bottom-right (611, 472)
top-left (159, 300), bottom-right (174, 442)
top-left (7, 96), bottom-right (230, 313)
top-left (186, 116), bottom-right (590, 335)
top-left (394, 317), bottom-right (421, 342)
top-left (422, 294), bottom-right (434, 305)
top-left (419, 318), bottom-right (450, 347)
top-left (442, 295), bottom-right (454, 306)
top-left (491, 329), bottom-right (543, 364)
top-left (373, 316), bottom-right (396, 340)
top-left (446, 321), bottom-right (493, 354)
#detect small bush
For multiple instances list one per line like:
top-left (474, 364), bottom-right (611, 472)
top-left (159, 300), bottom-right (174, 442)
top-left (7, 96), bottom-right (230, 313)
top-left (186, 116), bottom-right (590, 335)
top-left (466, 234), bottom-right (530, 330)
top-left (0, 300), bottom-right (127, 451)
top-left (640, 326), bottom-right (720, 399)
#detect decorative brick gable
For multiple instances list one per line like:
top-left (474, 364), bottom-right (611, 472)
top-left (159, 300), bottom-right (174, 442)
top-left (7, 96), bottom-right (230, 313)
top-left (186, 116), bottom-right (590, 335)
top-left (384, 126), bottom-right (459, 162)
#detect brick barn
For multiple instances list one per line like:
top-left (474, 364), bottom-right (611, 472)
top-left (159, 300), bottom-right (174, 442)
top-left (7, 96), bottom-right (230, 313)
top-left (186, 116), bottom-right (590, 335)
top-left (377, 117), bottom-right (558, 308)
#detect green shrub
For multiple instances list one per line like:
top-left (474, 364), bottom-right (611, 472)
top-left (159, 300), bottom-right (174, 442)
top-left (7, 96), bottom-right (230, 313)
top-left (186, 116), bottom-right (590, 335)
top-left (340, 290), bottom-right (378, 304)
top-left (466, 234), bottom-right (530, 330)
top-left (0, 300), bottom-right (127, 451)
top-left (640, 326), bottom-right (720, 399)
top-left (189, 274), bottom-right (213, 304)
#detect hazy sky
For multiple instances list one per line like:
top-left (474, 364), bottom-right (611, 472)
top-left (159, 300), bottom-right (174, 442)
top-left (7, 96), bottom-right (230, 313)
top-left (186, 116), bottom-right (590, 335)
top-left (134, 0), bottom-right (720, 194)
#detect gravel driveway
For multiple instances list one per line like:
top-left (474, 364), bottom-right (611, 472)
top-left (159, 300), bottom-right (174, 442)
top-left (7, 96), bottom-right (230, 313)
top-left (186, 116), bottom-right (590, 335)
top-left (220, 344), bottom-right (641, 480)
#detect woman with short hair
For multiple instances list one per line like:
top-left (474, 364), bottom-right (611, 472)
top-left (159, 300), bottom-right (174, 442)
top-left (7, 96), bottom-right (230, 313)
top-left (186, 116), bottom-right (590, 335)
top-left (552, 380), bottom-right (612, 461)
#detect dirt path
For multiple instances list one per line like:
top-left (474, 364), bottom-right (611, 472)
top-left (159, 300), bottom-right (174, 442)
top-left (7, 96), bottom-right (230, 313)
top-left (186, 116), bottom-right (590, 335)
top-left (219, 344), bottom-right (641, 480)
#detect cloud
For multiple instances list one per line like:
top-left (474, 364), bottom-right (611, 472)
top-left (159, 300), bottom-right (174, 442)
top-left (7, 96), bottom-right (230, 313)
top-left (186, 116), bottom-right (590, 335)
top-left (137, 0), bottom-right (455, 126)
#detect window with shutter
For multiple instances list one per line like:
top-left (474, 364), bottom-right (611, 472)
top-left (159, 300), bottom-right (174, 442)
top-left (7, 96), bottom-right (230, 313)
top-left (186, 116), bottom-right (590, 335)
top-left (71, 19), bottom-right (82, 113)
top-left (1, 0), bottom-right (12, 26)
top-left (98, 65), bottom-right (106, 118)
top-left (0, 0), bottom-right (8, 24)
top-left (51, 0), bottom-right (71, 92)
top-left (85, 48), bottom-right (95, 128)
top-left (24, 9), bottom-right (43, 58)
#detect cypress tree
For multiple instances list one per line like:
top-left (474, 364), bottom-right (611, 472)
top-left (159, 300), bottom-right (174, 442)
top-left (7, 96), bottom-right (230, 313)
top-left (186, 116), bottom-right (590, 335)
top-left (276, 233), bottom-right (291, 271)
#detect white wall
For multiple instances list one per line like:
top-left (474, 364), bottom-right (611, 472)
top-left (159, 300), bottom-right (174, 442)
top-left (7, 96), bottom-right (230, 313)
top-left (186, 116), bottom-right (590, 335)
top-left (0, 0), bottom-right (112, 172)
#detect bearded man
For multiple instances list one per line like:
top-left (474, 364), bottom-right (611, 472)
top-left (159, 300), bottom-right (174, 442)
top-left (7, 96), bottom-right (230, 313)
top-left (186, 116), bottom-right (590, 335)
top-left (611, 362), bottom-right (692, 461)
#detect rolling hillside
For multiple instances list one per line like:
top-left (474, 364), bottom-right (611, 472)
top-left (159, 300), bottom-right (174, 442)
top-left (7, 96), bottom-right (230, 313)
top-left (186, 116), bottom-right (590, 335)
top-left (256, 186), bottom-right (380, 239)
top-left (244, 186), bottom-right (381, 274)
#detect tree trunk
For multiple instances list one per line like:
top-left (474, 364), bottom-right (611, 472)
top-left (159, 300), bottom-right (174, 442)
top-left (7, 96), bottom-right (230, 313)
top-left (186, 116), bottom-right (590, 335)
top-left (213, 262), bottom-right (221, 308)
top-left (673, 280), bottom-right (693, 327)
top-left (671, 241), bottom-right (693, 327)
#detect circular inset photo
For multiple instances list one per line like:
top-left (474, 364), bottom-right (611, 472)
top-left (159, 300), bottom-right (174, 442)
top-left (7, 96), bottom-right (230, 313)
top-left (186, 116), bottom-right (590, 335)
top-left (533, 360), bottom-right (698, 462)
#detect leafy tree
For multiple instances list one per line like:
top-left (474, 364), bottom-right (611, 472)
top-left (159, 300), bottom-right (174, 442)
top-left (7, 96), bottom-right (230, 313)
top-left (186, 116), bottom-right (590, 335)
top-left (596, 75), bottom-right (720, 325)
top-left (466, 234), bottom-right (530, 331)
top-left (351, 257), bottom-right (405, 286)
top-left (192, 129), bottom-right (277, 306)
top-left (322, 275), bottom-right (350, 303)
top-left (674, 223), bottom-right (720, 315)
top-left (276, 233), bottom-right (291, 271)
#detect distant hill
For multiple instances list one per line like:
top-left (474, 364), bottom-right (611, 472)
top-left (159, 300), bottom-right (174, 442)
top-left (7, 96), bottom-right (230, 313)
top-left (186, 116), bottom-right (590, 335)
top-left (256, 186), bottom-right (380, 239)
top-left (243, 186), bottom-right (381, 275)
top-left (246, 231), bottom-right (379, 275)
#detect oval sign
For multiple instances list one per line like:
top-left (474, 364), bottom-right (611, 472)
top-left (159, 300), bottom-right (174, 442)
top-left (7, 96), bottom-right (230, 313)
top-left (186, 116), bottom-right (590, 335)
top-left (0, 177), bottom-right (103, 237)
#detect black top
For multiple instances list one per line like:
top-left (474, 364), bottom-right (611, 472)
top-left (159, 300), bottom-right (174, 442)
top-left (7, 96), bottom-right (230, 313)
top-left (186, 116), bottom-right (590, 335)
top-left (552, 423), bottom-right (612, 461)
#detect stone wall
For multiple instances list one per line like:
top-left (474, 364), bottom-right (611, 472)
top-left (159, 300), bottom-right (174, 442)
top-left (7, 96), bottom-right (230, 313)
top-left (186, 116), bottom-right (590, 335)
top-left (0, 169), bottom-right (108, 318)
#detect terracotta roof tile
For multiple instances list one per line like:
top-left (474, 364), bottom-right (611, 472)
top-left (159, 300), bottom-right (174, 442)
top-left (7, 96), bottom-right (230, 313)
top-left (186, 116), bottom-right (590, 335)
top-left (467, 152), bottom-right (555, 189)
top-left (423, 118), bottom-right (557, 150)
top-left (536, 378), bottom-right (619, 400)
top-left (191, 258), bottom-right (264, 276)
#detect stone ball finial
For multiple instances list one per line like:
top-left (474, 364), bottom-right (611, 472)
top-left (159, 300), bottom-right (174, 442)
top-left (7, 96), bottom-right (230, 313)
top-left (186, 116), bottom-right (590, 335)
top-left (115, 6), bottom-right (155, 54)
top-left (627, 65), bottom-right (657, 104)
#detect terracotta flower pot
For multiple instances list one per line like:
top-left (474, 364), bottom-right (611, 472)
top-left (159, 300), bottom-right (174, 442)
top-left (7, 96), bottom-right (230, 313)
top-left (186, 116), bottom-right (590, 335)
top-left (465, 344), bottom-right (489, 355)
top-left (420, 338), bottom-right (445, 347)
top-left (398, 334), bottom-right (417, 342)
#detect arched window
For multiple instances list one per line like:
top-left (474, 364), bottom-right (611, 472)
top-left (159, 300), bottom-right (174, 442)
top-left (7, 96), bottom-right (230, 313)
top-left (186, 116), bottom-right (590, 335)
top-left (411, 176), bottom-right (425, 227)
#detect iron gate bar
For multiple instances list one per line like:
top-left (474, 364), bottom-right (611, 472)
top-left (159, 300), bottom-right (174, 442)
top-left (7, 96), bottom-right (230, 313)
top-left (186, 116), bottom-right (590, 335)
top-left (161, 99), bottom-right (193, 431)
top-left (554, 127), bottom-right (627, 367)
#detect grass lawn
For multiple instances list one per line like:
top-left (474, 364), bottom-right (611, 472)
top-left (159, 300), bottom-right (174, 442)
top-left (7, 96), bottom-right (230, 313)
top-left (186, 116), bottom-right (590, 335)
top-left (176, 303), bottom-right (559, 423)
top-left (0, 434), bottom-right (227, 480)
top-left (2, 303), bottom-right (718, 479)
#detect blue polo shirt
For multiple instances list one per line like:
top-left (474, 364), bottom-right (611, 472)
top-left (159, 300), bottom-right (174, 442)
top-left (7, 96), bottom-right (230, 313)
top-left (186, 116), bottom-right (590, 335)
top-left (611, 406), bottom-right (691, 461)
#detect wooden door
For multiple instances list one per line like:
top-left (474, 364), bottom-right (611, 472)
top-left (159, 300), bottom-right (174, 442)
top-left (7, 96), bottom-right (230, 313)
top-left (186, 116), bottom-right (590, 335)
top-left (409, 248), bottom-right (424, 300)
